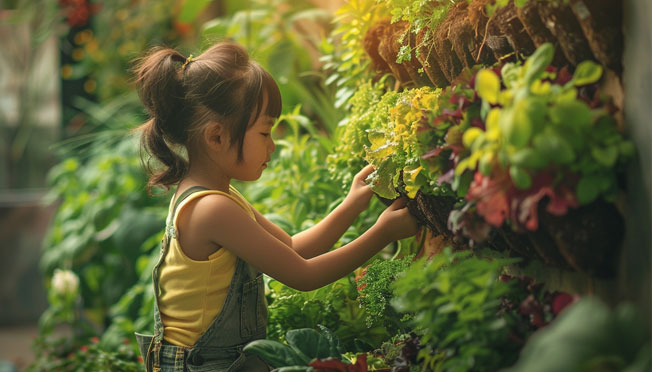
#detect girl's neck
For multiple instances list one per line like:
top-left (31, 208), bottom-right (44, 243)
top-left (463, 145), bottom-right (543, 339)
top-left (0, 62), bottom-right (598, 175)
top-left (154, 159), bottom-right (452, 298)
top-left (181, 157), bottom-right (231, 194)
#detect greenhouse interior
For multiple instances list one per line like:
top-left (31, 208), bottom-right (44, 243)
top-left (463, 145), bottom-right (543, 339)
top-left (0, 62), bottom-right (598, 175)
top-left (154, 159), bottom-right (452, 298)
top-left (0, 0), bottom-right (650, 371)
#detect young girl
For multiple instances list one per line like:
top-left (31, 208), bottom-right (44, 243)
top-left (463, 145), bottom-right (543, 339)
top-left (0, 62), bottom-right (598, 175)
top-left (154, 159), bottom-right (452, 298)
top-left (133, 41), bottom-right (417, 372)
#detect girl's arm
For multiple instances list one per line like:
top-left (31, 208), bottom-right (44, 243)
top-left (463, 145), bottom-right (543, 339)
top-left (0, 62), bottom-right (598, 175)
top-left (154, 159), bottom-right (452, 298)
top-left (248, 165), bottom-right (376, 258)
top-left (188, 194), bottom-right (417, 291)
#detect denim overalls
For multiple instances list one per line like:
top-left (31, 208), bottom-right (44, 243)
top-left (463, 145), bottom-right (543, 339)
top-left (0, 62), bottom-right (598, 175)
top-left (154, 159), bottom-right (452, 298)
top-left (135, 186), bottom-right (269, 372)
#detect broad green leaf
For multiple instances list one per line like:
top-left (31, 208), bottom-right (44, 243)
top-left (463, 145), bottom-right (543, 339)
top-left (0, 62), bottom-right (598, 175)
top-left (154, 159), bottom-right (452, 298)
top-left (550, 100), bottom-right (592, 128)
top-left (573, 60), bottom-right (603, 86)
top-left (243, 339), bottom-right (304, 368)
top-left (524, 43), bottom-right (554, 84)
top-left (366, 163), bottom-right (399, 199)
top-left (510, 166), bottom-right (532, 189)
top-left (476, 69), bottom-right (501, 104)
top-left (286, 328), bottom-right (332, 362)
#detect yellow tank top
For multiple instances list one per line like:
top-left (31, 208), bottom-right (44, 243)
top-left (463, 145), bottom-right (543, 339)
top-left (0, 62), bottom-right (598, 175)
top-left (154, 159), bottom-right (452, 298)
top-left (158, 185), bottom-right (255, 347)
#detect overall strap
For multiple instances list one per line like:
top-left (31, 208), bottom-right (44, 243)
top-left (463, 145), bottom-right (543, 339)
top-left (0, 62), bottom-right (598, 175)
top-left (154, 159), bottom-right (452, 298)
top-left (152, 185), bottom-right (209, 344)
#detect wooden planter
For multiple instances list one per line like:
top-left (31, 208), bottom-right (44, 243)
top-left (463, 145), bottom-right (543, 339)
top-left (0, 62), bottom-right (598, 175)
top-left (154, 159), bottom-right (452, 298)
top-left (481, 198), bottom-right (624, 278)
top-left (387, 189), bottom-right (624, 278)
top-left (569, 0), bottom-right (623, 72)
top-left (534, 0), bottom-right (595, 65)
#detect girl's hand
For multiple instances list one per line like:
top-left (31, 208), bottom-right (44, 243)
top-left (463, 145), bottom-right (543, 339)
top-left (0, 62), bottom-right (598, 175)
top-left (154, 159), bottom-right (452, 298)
top-left (375, 197), bottom-right (419, 242)
top-left (345, 165), bottom-right (376, 215)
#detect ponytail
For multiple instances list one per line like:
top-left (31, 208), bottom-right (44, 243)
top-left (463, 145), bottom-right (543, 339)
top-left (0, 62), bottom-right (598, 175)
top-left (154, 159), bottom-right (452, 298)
top-left (134, 47), bottom-right (191, 192)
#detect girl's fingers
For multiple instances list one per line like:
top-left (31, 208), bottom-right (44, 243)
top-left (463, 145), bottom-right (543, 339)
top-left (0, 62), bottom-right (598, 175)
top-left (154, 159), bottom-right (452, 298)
top-left (355, 164), bottom-right (376, 182)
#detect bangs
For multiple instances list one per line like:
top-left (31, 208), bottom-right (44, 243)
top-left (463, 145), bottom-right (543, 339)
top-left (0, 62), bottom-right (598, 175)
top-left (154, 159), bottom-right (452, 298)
top-left (262, 69), bottom-right (282, 118)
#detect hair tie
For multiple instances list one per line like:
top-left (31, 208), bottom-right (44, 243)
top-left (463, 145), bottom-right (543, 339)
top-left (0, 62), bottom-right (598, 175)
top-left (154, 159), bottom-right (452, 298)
top-left (181, 54), bottom-right (194, 70)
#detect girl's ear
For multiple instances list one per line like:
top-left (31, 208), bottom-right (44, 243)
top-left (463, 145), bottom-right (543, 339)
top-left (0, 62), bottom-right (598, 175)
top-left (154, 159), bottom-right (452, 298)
top-left (204, 122), bottom-right (227, 150)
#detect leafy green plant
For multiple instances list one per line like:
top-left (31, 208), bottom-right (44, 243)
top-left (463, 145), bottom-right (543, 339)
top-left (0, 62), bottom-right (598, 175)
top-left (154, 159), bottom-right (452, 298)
top-left (356, 256), bottom-right (413, 330)
top-left (42, 133), bottom-right (167, 345)
top-left (508, 298), bottom-right (651, 372)
top-left (327, 81), bottom-right (399, 192)
top-left (391, 249), bottom-right (523, 372)
top-left (28, 335), bottom-right (144, 372)
top-left (454, 43), bottom-right (634, 235)
top-left (244, 326), bottom-right (375, 371)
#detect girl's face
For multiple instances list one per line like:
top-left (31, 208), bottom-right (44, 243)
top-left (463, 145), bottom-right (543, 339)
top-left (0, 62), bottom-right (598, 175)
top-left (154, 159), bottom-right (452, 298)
top-left (223, 113), bottom-right (276, 182)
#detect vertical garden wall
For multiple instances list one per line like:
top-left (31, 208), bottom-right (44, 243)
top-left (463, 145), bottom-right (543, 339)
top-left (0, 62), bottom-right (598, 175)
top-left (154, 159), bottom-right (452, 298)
top-left (23, 0), bottom-right (652, 371)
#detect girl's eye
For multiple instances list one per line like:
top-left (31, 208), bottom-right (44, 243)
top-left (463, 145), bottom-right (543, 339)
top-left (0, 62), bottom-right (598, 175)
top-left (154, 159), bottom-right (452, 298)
top-left (261, 133), bottom-right (270, 137)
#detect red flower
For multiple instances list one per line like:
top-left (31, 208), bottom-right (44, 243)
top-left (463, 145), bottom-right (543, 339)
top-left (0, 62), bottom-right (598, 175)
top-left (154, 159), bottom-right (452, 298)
top-left (91, 336), bottom-right (99, 344)
top-left (80, 345), bottom-right (89, 352)
top-left (552, 292), bottom-right (577, 315)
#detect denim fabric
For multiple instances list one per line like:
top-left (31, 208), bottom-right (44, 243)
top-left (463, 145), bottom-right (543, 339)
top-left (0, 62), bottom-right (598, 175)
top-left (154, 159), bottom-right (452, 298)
top-left (136, 186), bottom-right (269, 372)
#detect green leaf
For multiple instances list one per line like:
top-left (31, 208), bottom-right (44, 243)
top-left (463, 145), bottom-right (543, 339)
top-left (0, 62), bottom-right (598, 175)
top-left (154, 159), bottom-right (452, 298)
top-left (573, 61), bottom-right (603, 86)
top-left (286, 328), bottom-right (333, 361)
top-left (534, 133), bottom-right (575, 164)
top-left (510, 166), bottom-right (532, 189)
top-left (591, 146), bottom-right (619, 167)
top-left (509, 148), bottom-right (547, 169)
top-left (524, 43), bottom-right (554, 84)
top-left (243, 339), bottom-right (304, 368)
top-left (501, 106), bottom-right (532, 148)
top-left (550, 100), bottom-right (592, 128)
top-left (576, 175), bottom-right (601, 204)
top-left (316, 325), bottom-right (343, 358)
top-left (476, 69), bottom-right (501, 104)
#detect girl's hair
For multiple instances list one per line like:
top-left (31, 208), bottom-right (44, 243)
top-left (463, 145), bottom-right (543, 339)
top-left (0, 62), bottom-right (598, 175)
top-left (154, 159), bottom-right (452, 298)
top-left (134, 41), bottom-right (282, 191)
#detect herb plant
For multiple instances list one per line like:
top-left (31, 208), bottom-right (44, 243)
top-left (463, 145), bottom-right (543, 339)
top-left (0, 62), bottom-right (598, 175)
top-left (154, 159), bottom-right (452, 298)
top-left (391, 249), bottom-right (523, 372)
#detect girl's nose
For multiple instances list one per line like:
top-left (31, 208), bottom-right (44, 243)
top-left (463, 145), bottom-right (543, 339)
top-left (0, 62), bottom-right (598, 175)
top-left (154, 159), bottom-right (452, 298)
top-left (268, 137), bottom-right (276, 153)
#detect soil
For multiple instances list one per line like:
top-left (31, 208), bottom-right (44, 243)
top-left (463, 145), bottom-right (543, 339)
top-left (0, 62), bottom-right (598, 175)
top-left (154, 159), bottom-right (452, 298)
top-left (569, 0), bottom-right (623, 72)
top-left (535, 0), bottom-right (595, 65)
top-left (415, 28), bottom-right (450, 87)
